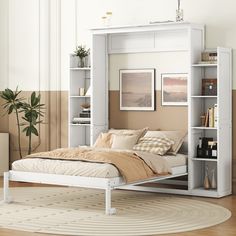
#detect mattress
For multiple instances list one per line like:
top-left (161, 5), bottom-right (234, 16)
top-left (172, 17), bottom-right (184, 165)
top-left (12, 153), bottom-right (187, 178)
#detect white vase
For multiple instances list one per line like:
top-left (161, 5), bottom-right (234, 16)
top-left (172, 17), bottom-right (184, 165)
top-left (204, 165), bottom-right (210, 189)
top-left (211, 169), bottom-right (217, 189)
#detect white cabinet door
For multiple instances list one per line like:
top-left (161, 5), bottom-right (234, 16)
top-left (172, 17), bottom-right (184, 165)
top-left (0, 133), bottom-right (9, 176)
top-left (217, 47), bottom-right (232, 195)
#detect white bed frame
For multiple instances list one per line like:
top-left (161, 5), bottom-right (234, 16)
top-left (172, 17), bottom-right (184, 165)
top-left (3, 170), bottom-right (187, 215)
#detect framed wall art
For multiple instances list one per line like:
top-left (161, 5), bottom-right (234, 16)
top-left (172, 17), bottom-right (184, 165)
top-left (120, 69), bottom-right (155, 111)
top-left (161, 73), bottom-right (188, 106)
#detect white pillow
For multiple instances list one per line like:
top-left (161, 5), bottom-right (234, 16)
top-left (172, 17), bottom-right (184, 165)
top-left (111, 134), bottom-right (139, 150)
top-left (108, 127), bottom-right (148, 141)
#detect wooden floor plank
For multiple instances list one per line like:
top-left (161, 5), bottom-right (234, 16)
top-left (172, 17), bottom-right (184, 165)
top-left (0, 177), bottom-right (235, 236)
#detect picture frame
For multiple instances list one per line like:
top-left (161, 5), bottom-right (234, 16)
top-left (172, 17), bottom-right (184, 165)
top-left (120, 69), bottom-right (155, 111)
top-left (161, 73), bottom-right (188, 106)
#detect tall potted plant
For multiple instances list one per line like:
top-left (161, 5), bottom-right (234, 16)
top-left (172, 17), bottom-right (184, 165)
top-left (0, 88), bottom-right (24, 158)
top-left (74, 45), bottom-right (90, 68)
top-left (0, 88), bottom-right (45, 157)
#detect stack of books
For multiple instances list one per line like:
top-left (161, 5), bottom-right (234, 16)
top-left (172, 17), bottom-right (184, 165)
top-left (204, 104), bottom-right (218, 128)
top-left (72, 108), bottom-right (91, 124)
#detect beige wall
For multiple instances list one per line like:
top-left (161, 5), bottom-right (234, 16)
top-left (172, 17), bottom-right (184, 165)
top-left (109, 91), bottom-right (188, 131)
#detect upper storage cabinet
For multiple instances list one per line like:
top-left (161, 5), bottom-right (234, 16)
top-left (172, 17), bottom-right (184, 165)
top-left (108, 30), bottom-right (189, 54)
top-left (91, 23), bottom-right (204, 54)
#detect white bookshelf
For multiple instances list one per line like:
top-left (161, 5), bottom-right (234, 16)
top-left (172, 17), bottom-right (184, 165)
top-left (68, 53), bottom-right (108, 147)
top-left (189, 47), bottom-right (232, 197)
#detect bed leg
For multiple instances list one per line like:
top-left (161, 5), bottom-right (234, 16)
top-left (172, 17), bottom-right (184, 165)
top-left (105, 186), bottom-right (116, 215)
top-left (3, 172), bottom-right (12, 203)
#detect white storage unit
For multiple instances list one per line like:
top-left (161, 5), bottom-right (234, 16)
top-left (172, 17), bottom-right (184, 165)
top-left (0, 133), bottom-right (9, 176)
top-left (68, 54), bottom-right (108, 147)
top-left (189, 47), bottom-right (232, 197)
top-left (90, 23), bottom-right (232, 198)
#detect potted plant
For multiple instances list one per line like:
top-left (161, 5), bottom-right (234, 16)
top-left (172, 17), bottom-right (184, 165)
top-left (0, 88), bottom-right (45, 157)
top-left (74, 45), bottom-right (90, 68)
top-left (0, 88), bottom-right (24, 158)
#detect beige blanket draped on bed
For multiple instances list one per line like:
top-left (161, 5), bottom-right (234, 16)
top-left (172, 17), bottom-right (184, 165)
top-left (25, 147), bottom-right (171, 183)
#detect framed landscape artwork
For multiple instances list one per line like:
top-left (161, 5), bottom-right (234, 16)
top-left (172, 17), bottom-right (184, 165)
top-left (161, 73), bottom-right (188, 106)
top-left (120, 69), bottom-right (155, 111)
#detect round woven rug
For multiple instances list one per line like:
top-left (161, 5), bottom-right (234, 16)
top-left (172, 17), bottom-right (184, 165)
top-left (0, 187), bottom-right (231, 236)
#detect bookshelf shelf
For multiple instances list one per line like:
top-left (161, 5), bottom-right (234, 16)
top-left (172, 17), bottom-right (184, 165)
top-left (191, 127), bottom-right (217, 130)
top-left (191, 158), bottom-right (218, 162)
top-left (191, 95), bottom-right (217, 98)
top-left (70, 123), bottom-right (91, 127)
top-left (70, 96), bottom-right (90, 98)
top-left (70, 67), bottom-right (91, 71)
top-left (192, 64), bottom-right (217, 67)
top-left (191, 187), bottom-right (218, 197)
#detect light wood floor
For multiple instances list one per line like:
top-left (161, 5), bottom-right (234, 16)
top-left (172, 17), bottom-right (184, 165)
top-left (0, 178), bottom-right (235, 236)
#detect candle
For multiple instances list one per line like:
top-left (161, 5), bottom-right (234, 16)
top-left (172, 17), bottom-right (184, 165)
top-left (178, 0), bottom-right (180, 10)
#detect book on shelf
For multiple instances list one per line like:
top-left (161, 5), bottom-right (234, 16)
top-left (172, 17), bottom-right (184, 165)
top-left (204, 104), bottom-right (217, 128)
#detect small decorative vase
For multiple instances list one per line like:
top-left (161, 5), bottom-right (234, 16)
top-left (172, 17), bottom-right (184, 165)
top-left (176, 9), bottom-right (184, 22)
top-left (78, 57), bottom-right (85, 68)
top-left (211, 169), bottom-right (217, 189)
top-left (204, 165), bottom-right (211, 189)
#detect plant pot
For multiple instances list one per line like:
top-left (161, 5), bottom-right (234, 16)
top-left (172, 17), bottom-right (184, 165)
top-left (78, 57), bottom-right (86, 68)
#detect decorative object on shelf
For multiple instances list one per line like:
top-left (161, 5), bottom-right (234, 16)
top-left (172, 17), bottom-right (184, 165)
top-left (120, 69), bottom-right (155, 111)
top-left (176, 0), bottom-right (184, 22)
top-left (81, 103), bottom-right (90, 109)
top-left (101, 16), bottom-right (107, 26)
top-left (85, 86), bottom-right (91, 96)
top-left (161, 73), bottom-right (188, 106)
top-left (200, 114), bottom-right (206, 127)
top-left (79, 88), bottom-right (85, 96)
top-left (211, 168), bottom-right (217, 189)
top-left (202, 79), bottom-right (217, 96)
top-left (74, 45), bottom-right (90, 68)
top-left (199, 50), bottom-right (217, 64)
top-left (101, 11), bottom-right (113, 27)
top-left (204, 165), bottom-right (211, 190)
top-left (197, 137), bottom-right (217, 159)
top-left (106, 11), bottom-right (112, 26)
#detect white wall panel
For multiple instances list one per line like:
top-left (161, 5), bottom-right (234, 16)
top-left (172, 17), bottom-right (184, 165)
top-left (0, 0), bottom-right (9, 90)
top-left (8, 0), bottom-right (40, 91)
top-left (4, 0), bottom-right (75, 92)
top-left (60, 0), bottom-right (76, 91)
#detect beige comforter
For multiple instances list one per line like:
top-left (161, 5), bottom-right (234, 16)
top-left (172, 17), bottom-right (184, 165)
top-left (25, 147), bottom-right (171, 183)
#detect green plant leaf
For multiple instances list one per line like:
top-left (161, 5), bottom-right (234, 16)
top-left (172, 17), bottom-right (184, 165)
top-left (31, 126), bottom-right (39, 136)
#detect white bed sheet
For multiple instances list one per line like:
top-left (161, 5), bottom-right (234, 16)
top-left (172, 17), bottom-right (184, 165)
top-left (12, 153), bottom-right (187, 178)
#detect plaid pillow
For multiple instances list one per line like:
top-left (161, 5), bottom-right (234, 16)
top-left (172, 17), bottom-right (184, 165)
top-left (133, 137), bottom-right (174, 155)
